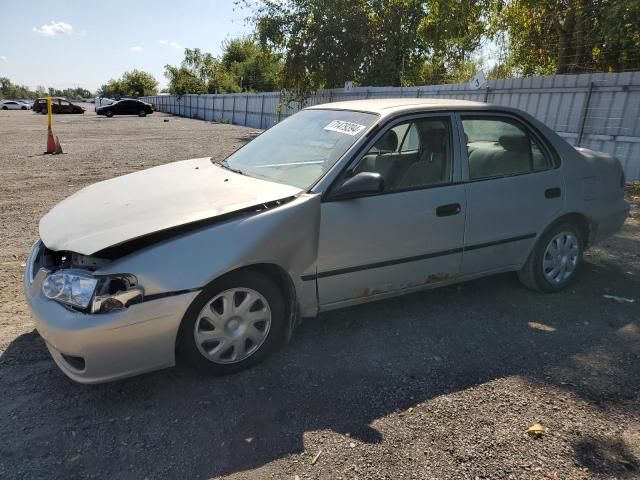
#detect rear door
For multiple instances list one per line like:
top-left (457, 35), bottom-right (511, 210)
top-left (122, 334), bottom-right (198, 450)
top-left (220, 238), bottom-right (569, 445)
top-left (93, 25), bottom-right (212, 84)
top-left (316, 113), bottom-right (466, 309)
top-left (458, 112), bottom-right (564, 275)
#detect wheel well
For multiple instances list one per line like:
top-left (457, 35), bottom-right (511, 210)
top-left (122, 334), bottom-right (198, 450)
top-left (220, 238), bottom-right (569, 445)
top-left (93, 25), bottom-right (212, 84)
top-left (243, 264), bottom-right (297, 337)
top-left (551, 213), bottom-right (591, 247)
top-left (174, 263), bottom-right (298, 355)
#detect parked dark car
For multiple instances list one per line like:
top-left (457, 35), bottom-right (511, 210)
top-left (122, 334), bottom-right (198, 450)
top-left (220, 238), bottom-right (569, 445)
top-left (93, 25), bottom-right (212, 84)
top-left (32, 97), bottom-right (85, 114)
top-left (96, 99), bottom-right (154, 117)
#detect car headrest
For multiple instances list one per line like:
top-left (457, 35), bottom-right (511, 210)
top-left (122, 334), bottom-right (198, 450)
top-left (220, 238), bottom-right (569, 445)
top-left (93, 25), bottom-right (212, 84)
top-left (419, 128), bottom-right (447, 153)
top-left (375, 129), bottom-right (398, 152)
top-left (499, 134), bottom-right (529, 152)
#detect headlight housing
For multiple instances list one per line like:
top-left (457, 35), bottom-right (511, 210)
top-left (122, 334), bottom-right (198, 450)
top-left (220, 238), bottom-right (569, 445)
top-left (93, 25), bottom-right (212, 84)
top-left (42, 271), bottom-right (98, 309)
top-left (42, 271), bottom-right (143, 313)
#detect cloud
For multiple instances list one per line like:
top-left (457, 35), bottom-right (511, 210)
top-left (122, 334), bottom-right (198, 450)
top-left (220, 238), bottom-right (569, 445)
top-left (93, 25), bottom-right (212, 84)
top-left (0, 56), bottom-right (7, 62)
top-left (32, 21), bottom-right (73, 36)
top-left (159, 39), bottom-right (182, 49)
top-left (129, 45), bottom-right (143, 52)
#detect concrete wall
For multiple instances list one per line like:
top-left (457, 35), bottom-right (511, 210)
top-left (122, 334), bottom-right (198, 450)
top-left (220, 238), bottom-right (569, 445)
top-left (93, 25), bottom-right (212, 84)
top-left (143, 71), bottom-right (640, 179)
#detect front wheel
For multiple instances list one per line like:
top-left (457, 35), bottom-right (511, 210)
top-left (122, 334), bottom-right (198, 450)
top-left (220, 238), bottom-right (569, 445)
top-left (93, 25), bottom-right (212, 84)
top-left (105, 110), bottom-right (113, 117)
top-left (518, 222), bottom-right (584, 292)
top-left (178, 270), bottom-right (286, 375)
top-left (1, 106), bottom-right (7, 110)
top-left (138, 110), bottom-right (147, 117)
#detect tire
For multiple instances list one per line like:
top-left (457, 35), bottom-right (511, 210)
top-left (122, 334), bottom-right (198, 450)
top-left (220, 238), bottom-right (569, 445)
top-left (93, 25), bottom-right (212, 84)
top-left (105, 110), bottom-right (113, 118)
top-left (518, 221), bottom-right (584, 292)
top-left (1, 106), bottom-right (7, 110)
top-left (138, 110), bottom-right (147, 117)
top-left (178, 269), bottom-right (287, 375)
top-left (21, 106), bottom-right (27, 110)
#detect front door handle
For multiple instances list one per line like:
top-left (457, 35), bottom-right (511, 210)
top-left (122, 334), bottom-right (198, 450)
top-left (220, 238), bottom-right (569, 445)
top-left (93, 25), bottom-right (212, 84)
top-left (436, 203), bottom-right (462, 217)
top-left (545, 187), bottom-right (561, 198)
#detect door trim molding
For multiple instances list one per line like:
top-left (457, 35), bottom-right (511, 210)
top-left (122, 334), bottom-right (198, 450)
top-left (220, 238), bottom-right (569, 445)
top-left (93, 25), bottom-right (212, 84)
top-left (302, 232), bottom-right (536, 281)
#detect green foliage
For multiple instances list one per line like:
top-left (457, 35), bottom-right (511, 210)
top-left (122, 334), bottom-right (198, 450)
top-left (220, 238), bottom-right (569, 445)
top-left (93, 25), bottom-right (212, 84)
top-left (0, 79), bottom-right (94, 100)
top-left (47, 87), bottom-right (93, 99)
top-left (164, 39), bottom-right (282, 95)
top-left (243, 0), bottom-right (639, 98)
top-left (248, 0), bottom-right (492, 93)
top-left (489, 0), bottom-right (640, 75)
top-left (97, 70), bottom-right (159, 98)
top-left (0, 78), bottom-right (45, 99)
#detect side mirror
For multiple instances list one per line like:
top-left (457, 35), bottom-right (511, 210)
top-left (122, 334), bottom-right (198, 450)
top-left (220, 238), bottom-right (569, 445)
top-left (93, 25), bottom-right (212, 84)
top-left (331, 172), bottom-right (384, 200)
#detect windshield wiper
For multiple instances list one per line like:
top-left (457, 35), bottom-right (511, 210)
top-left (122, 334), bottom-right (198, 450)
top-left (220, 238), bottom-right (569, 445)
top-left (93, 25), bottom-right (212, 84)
top-left (218, 159), bottom-right (244, 175)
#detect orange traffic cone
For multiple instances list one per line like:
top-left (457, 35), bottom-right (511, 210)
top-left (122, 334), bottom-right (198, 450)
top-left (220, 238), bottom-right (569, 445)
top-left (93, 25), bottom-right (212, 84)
top-left (46, 127), bottom-right (56, 154)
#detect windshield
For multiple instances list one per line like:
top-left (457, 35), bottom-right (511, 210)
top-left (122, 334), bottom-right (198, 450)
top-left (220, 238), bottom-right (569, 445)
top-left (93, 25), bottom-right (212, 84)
top-left (220, 109), bottom-right (378, 189)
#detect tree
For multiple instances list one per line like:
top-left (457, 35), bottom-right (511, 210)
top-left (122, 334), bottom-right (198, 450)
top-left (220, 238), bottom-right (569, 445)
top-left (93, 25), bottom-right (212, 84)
top-left (98, 70), bottom-right (158, 98)
top-left (164, 65), bottom-right (207, 96)
top-left (418, 0), bottom-right (491, 84)
top-left (489, 0), bottom-right (640, 75)
top-left (249, 0), bottom-right (490, 92)
top-left (48, 87), bottom-right (93, 99)
top-left (0, 77), bottom-right (42, 99)
top-left (164, 39), bottom-right (283, 95)
top-left (221, 38), bottom-right (282, 91)
top-left (254, 0), bottom-right (372, 91)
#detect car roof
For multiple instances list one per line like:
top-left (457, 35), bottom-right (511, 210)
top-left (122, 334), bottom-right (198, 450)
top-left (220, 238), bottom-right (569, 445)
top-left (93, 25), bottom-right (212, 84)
top-left (306, 98), bottom-right (504, 117)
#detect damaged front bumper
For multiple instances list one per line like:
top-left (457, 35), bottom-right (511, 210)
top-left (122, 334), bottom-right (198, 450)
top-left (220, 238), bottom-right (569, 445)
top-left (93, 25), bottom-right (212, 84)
top-left (24, 241), bottom-right (199, 384)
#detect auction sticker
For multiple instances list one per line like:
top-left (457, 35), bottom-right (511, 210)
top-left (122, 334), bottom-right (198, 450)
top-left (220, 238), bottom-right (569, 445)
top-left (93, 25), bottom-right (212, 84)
top-left (324, 120), bottom-right (366, 136)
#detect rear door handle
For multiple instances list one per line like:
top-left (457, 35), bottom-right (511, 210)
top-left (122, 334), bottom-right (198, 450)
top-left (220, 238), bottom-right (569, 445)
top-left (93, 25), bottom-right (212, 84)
top-left (545, 187), bottom-right (561, 198)
top-left (436, 203), bottom-right (462, 217)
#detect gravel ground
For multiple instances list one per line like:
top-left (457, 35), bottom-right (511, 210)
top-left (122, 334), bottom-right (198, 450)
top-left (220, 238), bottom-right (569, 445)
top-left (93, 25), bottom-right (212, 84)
top-left (0, 108), bottom-right (638, 480)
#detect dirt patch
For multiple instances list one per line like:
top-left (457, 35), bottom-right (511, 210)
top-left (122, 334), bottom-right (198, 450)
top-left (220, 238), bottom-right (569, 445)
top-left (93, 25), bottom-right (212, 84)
top-left (0, 109), bottom-right (638, 479)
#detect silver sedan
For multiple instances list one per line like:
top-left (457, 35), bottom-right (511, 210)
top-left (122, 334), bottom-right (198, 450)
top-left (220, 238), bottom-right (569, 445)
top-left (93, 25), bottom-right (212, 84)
top-left (24, 99), bottom-right (629, 383)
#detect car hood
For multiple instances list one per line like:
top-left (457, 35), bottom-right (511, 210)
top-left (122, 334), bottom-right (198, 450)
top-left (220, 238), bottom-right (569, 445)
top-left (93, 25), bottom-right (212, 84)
top-left (39, 157), bottom-right (302, 255)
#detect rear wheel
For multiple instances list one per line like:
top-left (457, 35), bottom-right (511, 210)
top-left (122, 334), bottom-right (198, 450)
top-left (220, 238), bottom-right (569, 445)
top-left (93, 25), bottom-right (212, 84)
top-left (518, 222), bottom-right (583, 292)
top-left (178, 270), bottom-right (286, 375)
top-left (138, 110), bottom-right (147, 117)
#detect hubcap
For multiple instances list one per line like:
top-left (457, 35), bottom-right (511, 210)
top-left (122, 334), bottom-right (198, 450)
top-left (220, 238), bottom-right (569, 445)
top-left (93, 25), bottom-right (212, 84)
top-left (194, 288), bottom-right (271, 364)
top-left (542, 231), bottom-right (579, 284)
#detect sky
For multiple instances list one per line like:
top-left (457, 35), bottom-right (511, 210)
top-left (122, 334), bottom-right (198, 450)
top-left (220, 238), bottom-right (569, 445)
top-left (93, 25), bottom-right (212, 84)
top-left (0, 0), bottom-right (252, 91)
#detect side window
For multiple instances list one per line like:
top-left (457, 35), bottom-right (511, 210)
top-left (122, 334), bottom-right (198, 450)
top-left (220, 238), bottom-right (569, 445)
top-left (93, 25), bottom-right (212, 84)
top-left (355, 118), bottom-right (452, 192)
top-left (399, 123), bottom-right (420, 152)
top-left (462, 117), bottom-right (552, 180)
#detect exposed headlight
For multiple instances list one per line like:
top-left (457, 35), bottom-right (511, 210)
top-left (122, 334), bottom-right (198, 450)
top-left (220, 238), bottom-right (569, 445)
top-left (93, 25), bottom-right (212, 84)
top-left (42, 271), bottom-right (143, 313)
top-left (42, 271), bottom-right (98, 309)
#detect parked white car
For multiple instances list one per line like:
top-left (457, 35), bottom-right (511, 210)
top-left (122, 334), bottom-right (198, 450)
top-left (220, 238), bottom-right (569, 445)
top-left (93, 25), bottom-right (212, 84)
top-left (25, 98), bottom-right (629, 384)
top-left (1, 100), bottom-right (29, 110)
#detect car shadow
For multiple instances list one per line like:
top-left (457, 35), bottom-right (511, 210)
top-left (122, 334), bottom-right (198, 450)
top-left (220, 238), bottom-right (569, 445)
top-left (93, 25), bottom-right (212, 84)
top-left (0, 252), bottom-right (638, 478)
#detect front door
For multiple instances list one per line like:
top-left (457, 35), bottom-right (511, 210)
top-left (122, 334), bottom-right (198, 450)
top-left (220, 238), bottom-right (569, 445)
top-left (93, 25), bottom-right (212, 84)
top-left (58, 99), bottom-right (73, 113)
top-left (458, 113), bottom-right (565, 274)
top-left (316, 114), bottom-right (466, 309)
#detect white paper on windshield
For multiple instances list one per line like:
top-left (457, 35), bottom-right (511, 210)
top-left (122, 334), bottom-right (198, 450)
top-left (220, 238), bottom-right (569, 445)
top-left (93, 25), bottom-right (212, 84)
top-left (323, 120), bottom-right (366, 136)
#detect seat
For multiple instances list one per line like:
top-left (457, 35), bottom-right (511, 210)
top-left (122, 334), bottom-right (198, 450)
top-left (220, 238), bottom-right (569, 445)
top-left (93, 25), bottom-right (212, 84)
top-left (355, 129), bottom-right (399, 183)
top-left (396, 127), bottom-right (448, 188)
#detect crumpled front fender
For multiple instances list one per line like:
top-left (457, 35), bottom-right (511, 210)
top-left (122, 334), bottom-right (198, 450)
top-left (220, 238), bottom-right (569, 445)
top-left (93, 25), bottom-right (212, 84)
top-left (96, 193), bottom-right (321, 317)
